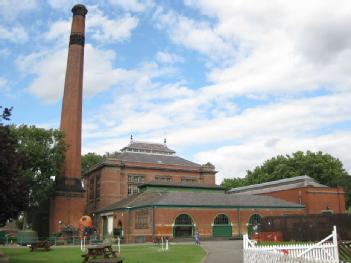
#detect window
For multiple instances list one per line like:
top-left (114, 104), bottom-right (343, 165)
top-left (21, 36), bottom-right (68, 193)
top-left (128, 184), bottom-right (139, 195)
top-left (175, 214), bottom-right (192, 225)
top-left (214, 214), bottom-right (229, 225)
top-left (155, 176), bottom-right (171, 182)
top-left (128, 175), bottom-right (145, 183)
top-left (127, 174), bottom-right (145, 195)
top-left (135, 209), bottom-right (149, 229)
top-left (95, 174), bottom-right (101, 199)
top-left (181, 177), bottom-right (197, 183)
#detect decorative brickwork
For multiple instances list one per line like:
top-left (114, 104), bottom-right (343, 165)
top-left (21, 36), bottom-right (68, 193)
top-left (69, 34), bottom-right (85, 46)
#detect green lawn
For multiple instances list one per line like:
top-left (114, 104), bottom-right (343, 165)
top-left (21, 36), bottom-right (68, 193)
top-left (1, 244), bottom-right (206, 263)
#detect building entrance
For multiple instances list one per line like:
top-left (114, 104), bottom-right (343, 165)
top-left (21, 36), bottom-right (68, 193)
top-left (173, 214), bottom-right (194, 238)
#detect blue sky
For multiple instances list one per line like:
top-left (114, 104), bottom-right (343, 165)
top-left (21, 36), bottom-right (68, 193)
top-left (1, 0), bottom-right (351, 183)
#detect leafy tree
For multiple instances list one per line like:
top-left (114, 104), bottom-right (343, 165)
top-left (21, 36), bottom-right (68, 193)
top-left (10, 125), bottom-right (65, 235)
top-left (0, 107), bottom-right (29, 226)
top-left (11, 125), bottom-right (65, 207)
top-left (221, 151), bottom-right (351, 207)
top-left (81, 152), bottom-right (104, 176)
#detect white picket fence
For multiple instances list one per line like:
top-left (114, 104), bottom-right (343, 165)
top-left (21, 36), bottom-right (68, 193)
top-left (243, 226), bottom-right (339, 263)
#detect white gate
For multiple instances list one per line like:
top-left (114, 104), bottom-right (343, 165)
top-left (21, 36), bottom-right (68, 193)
top-left (243, 226), bottom-right (339, 263)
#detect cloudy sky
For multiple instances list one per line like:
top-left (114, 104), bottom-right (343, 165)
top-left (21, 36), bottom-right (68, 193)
top-left (1, 0), bottom-right (351, 184)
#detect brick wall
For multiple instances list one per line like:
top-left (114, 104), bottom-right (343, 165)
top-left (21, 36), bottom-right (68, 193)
top-left (97, 206), bottom-right (303, 243)
top-left (86, 162), bottom-right (216, 214)
top-left (50, 193), bottom-right (85, 233)
top-left (259, 186), bottom-right (346, 214)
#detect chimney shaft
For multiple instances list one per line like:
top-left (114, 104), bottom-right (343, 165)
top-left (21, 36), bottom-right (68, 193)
top-left (50, 5), bottom-right (88, 234)
top-left (60, 4), bottom-right (88, 182)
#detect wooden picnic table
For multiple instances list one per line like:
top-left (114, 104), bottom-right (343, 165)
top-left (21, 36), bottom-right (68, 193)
top-left (81, 244), bottom-right (122, 262)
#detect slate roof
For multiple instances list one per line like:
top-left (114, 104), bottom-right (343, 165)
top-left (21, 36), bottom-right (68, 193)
top-left (113, 151), bottom-right (201, 167)
top-left (97, 191), bottom-right (304, 213)
top-left (228, 175), bottom-right (327, 195)
top-left (139, 181), bottom-right (224, 190)
top-left (121, 141), bottom-right (176, 154)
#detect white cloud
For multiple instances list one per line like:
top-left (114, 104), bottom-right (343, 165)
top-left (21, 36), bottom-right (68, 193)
top-left (88, 7), bottom-right (139, 43)
top-left (0, 77), bottom-right (7, 90)
top-left (195, 132), bottom-right (351, 184)
top-left (108, 0), bottom-right (154, 12)
top-left (182, 0), bottom-right (351, 94)
top-left (156, 51), bottom-right (184, 64)
top-left (81, 86), bottom-right (351, 183)
top-left (16, 44), bottom-right (172, 103)
top-left (153, 7), bottom-right (234, 61)
top-left (0, 0), bottom-right (38, 21)
top-left (47, 0), bottom-right (76, 9)
top-left (0, 26), bottom-right (28, 43)
top-left (43, 6), bottom-right (139, 46)
top-left (45, 20), bottom-right (71, 44)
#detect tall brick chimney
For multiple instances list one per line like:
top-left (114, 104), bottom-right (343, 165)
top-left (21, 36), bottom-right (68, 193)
top-left (50, 4), bottom-right (88, 234)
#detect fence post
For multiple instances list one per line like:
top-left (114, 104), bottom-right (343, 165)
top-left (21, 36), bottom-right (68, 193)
top-left (117, 237), bottom-right (120, 253)
top-left (332, 226), bottom-right (339, 263)
top-left (243, 234), bottom-right (247, 249)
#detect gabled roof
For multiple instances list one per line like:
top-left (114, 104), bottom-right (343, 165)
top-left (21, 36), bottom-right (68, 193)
top-left (228, 175), bottom-right (327, 195)
top-left (117, 151), bottom-right (201, 167)
top-left (121, 141), bottom-right (176, 155)
top-left (97, 190), bottom-right (304, 213)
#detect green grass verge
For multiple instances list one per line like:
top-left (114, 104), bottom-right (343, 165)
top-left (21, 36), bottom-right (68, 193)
top-left (1, 244), bottom-right (205, 263)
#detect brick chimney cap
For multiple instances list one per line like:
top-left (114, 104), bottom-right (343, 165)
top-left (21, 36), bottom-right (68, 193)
top-left (71, 4), bottom-right (88, 16)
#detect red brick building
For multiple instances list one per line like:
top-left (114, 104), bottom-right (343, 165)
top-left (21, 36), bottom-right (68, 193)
top-left (228, 176), bottom-right (346, 214)
top-left (95, 183), bottom-right (304, 243)
top-left (85, 140), bottom-right (216, 215)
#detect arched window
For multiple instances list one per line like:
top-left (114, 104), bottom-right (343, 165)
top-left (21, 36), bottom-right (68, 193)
top-left (248, 214), bottom-right (262, 236)
top-left (214, 214), bottom-right (230, 225)
top-left (175, 214), bottom-right (192, 225)
top-left (249, 214), bottom-right (261, 226)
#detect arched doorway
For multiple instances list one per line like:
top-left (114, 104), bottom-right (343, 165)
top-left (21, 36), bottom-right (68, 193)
top-left (212, 214), bottom-right (232, 237)
top-left (248, 214), bottom-right (261, 236)
top-left (114, 220), bottom-right (123, 239)
top-left (173, 214), bottom-right (194, 237)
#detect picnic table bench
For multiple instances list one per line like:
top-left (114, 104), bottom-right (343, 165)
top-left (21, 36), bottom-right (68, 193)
top-left (81, 245), bottom-right (122, 262)
top-left (29, 240), bottom-right (51, 251)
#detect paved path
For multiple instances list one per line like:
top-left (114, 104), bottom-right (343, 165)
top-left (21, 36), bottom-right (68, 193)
top-left (201, 240), bottom-right (243, 263)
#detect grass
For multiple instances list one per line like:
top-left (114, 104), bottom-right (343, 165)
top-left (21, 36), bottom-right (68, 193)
top-left (1, 244), bottom-right (206, 263)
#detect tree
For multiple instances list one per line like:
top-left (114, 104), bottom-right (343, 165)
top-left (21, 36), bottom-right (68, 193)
top-left (0, 107), bottom-right (29, 226)
top-left (11, 125), bottom-right (65, 207)
top-left (10, 125), bottom-right (65, 236)
top-left (81, 152), bottom-right (104, 176)
top-left (221, 151), bottom-right (351, 208)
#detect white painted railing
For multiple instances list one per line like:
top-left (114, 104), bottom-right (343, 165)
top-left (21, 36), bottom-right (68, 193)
top-left (243, 226), bottom-right (339, 263)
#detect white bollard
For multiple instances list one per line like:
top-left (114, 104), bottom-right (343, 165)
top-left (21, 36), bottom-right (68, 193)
top-left (80, 236), bottom-right (86, 252)
top-left (117, 237), bottom-right (121, 253)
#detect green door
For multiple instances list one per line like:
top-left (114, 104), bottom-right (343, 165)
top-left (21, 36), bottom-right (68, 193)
top-left (212, 225), bottom-right (232, 237)
top-left (213, 214), bottom-right (232, 238)
top-left (103, 217), bottom-right (108, 239)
